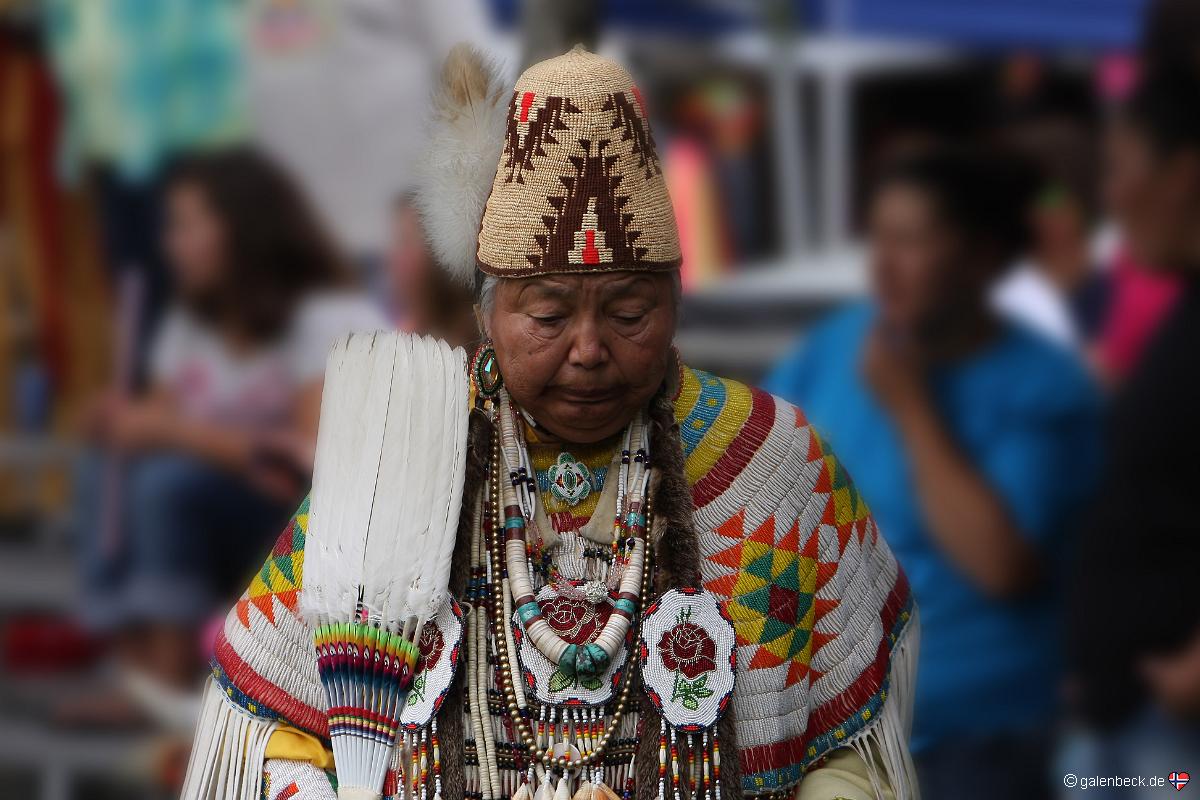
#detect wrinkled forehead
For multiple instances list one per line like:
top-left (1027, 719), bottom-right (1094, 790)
top-left (482, 271), bottom-right (679, 310)
top-left (519, 272), bottom-right (667, 296)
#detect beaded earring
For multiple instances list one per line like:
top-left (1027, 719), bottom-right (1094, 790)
top-left (472, 340), bottom-right (504, 398)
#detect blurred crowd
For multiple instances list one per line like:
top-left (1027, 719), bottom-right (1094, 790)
top-left (3, 0), bottom-right (1200, 798)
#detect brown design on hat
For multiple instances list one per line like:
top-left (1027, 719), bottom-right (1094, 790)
top-left (607, 88), bottom-right (661, 180)
top-left (477, 46), bottom-right (681, 278)
top-left (502, 94), bottom-right (578, 186)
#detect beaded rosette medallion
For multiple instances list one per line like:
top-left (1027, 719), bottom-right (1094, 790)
top-left (399, 599), bottom-right (464, 731)
top-left (639, 588), bottom-right (736, 733)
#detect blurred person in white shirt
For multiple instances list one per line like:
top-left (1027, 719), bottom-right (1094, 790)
top-left (74, 148), bottom-right (386, 705)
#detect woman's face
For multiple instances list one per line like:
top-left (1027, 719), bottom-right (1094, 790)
top-left (1104, 119), bottom-right (1200, 270)
top-left (163, 183), bottom-right (228, 295)
top-left (488, 272), bottom-right (677, 443)
top-left (867, 183), bottom-right (973, 334)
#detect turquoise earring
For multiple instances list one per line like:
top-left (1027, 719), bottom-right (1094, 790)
top-left (472, 340), bottom-right (503, 398)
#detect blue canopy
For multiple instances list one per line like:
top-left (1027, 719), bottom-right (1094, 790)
top-left (820, 0), bottom-right (1151, 50)
top-left (485, 0), bottom-right (748, 34)
top-left (487, 0), bottom-right (1150, 50)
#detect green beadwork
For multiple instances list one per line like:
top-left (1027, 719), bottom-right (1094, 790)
top-left (547, 452), bottom-right (593, 506)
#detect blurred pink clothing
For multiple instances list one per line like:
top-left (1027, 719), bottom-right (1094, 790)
top-left (1100, 250), bottom-right (1182, 380)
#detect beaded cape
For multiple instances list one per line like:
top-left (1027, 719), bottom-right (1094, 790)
top-left (197, 366), bottom-right (914, 798)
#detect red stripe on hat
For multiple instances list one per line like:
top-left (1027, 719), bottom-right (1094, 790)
top-left (519, 91), bottom-right (536, 122)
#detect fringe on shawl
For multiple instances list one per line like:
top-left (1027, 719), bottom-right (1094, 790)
top-left (840, 607), bottom-right (921, 800)
top-left (181, 677), bottom-right (279, 800)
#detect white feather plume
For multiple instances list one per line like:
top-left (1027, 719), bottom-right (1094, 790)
top-left (302, 332), bottom-right (397, 622)
top-left (301, 331), bottom-right (469, 632)
top-left (413, 43), bottom-right (508, 288)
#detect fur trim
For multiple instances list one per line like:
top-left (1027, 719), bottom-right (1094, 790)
top-left (635, 695), bottom-right (663, 800)
top-left (448, 408), bottom-right (493, 597)
top-left (647, 387), bottom-right (703, 592)
top-left (438, 408), bottom-right (494, 800)
top-left (635, 383), bottom-right (742, 799)
top-left (414, 44), bottom-right (507, 288)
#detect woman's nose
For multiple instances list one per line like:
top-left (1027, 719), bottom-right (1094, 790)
top-left (567, 322), bottom-right (609, 369)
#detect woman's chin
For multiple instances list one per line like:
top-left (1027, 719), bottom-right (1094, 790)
top-left (539, 401), bottom-right (632, 444)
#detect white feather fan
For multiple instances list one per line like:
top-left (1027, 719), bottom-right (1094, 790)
top-left (301, 331), bottom-right (469, 799)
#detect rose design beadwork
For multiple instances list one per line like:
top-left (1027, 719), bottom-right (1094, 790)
top-left (512, 584), bottom-right (630, 705)
top-left (542, 594), bottom-right (610, 644)
top-left (416, 623), bottom-right (445, 675)
top-left (639, 588), bottom-right (736, 731)
top-left (399, 599), bottom-right (464, 730)
top-left (659, 615), bottom-right (717, 678)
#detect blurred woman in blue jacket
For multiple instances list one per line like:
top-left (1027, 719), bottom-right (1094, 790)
top-left (766, 148), bottom-right (1102, 800)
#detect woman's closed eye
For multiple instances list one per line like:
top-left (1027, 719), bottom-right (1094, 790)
top-left (529, 313), bottom-right (563, 325)
top-left (609, 305), bottom-right (652, 325)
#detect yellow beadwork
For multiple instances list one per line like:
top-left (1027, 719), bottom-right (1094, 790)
top-left (674, 368), bottom-right (754, 487)
top-left (527, 434), bottom-right (621, 526)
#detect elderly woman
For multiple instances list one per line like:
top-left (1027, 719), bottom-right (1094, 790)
top-left (181, 47), bottom-right (916, 800)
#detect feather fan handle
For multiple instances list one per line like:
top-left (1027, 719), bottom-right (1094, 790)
top-left (300, 331), bottom-right (470, 800)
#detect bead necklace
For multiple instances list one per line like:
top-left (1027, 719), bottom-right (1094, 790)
top-left (528, 431), bottom-right (634, 594)
top-left (432, 392), bottom-right (733, 800)
top-left (488, 426), bottom-right (656, 776)
top-left (496, 391), bottom-right (650, 680)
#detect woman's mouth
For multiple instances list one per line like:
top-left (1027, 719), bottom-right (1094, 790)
top-left (553, 387), bottom-right (622, 405)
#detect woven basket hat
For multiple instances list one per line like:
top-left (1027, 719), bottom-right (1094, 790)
top-left (476, 46), bottom-right (681, 277)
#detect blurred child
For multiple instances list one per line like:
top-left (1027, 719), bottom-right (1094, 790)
top-left (766, 148), bottom-right (1102, 800)
top-left (75, 148), bottom-right (386, 702)
top-left (994, 120), bottom-right (1112, 357)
